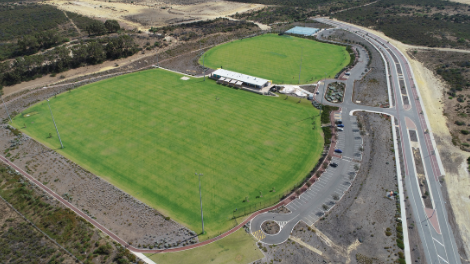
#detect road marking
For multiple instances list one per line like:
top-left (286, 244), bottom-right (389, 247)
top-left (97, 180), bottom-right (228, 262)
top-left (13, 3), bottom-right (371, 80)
top-left (433, 237), bottom-right (445, 247)
top-left (252, 230), bottom-right (266, 241)
top-left (438, 254), bottom-right (449, 263)
top-left (277, 221), bottom-right (288, 230)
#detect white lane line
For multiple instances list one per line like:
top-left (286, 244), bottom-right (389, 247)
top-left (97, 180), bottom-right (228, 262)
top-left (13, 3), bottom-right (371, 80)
top-left (433, 237), bottom-right (445, 247)
top-left (438, 254), bottom-right (449, 263)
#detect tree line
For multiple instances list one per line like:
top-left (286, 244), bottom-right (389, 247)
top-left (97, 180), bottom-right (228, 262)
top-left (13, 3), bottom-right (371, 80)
top-left (0, 35), bottom-right (138, 87)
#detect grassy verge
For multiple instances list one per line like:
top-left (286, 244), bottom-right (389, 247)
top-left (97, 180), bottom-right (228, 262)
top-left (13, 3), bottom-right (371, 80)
top-left (145, 229), bottom-right (263, 264)
top-left (12, 68), bottom-right (323, 239)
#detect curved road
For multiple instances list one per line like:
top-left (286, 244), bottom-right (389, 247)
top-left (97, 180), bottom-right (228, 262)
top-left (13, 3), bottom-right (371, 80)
top-left (250, 18), bottom-right (461, 264)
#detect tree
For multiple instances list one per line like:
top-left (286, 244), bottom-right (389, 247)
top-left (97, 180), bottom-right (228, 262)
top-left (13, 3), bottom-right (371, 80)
top-left (86, 42), bottom-right (106, 64)
top-left (104, 20), bottom-right (120, 33)
top-left (17, 35), bottom-right (39, 53)
top-left (86, 21), bottom-right (107, 36)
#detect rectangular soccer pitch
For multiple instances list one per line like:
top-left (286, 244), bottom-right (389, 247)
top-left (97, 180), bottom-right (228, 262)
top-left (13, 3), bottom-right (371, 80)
top-left (13, 69), bottom-right (323, 237)
top-left (201, 33), bottom-right (350, 84)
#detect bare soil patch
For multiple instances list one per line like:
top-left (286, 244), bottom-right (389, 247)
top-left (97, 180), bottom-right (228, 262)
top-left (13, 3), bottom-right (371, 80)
top-left (47, 0), bottom-right (264, 30)
top-left (0, 127), bottom-right (196, 249)
top-left (409, 49), bottom-right (470, 151)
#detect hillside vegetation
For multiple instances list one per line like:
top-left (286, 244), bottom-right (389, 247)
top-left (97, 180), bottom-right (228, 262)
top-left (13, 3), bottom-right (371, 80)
top-left (333, 0), bottom-right (470, 49)
top-left (0, 162), bottom-right (139, 264)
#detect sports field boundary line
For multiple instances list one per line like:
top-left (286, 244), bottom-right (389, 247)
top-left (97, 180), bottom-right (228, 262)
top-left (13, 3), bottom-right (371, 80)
top-left (0, 105), bottom-right (339, 254)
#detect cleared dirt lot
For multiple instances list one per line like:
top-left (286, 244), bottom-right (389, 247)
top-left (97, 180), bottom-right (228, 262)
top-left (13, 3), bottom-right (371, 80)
top-left (47, 0), bottom-right (264, 30)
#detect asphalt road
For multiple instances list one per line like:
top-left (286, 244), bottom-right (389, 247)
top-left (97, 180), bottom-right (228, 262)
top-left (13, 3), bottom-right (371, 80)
top-left (250, 18), bottom-right (462, 264)
top-left (318, 19), bottom-right (460, 264)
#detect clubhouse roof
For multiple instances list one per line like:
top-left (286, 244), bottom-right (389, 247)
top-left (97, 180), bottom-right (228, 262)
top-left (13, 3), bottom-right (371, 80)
top-left (211, 69), bottom-right (271, 89)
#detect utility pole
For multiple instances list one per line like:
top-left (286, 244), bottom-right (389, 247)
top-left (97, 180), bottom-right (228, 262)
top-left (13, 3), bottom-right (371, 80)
top-left (47, 99), bottom-right (64, 149)
top-left (2, 96), bottom-right (12, 123)
top-left (298, 47), bottom-right (303, 84)
top-left (195, 172), bottom-right (205, 234)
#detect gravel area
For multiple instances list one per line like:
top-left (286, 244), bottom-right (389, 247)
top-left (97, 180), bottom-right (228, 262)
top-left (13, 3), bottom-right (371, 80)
top-left (0, 127), bottom-right (196, 249)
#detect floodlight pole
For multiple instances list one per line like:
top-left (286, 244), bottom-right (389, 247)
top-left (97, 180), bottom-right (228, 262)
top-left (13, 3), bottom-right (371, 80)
top-left (320, 73), bottom-right (326, 117)
top-left (47, 99), bottom-right (64, 149)
top-left (298, 47), bottom-right (303, 84)
top-left (196, 172), bottom-right (205, 234)
top-left (1, 96), bottom-right (12, 123)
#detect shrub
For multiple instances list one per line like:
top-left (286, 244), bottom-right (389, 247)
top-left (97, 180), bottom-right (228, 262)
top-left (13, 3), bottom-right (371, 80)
top-left (461, 130), bottom-right (470, 135)
top-left (455, 121), bottom-right (465, 126)
top-left (396, 239), bottom-right (404, 249)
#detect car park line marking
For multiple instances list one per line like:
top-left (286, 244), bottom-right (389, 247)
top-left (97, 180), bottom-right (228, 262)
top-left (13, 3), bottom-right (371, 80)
top-left (290, 203), bottom-right (299, 210)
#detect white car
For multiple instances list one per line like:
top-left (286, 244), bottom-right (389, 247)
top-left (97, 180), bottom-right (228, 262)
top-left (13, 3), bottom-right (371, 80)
top-left (337, 128), bottom-right (343, 131)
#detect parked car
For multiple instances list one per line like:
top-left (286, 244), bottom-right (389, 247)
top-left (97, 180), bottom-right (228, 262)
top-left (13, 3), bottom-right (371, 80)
top-left (334, 149), bottom-right (343, 153)
top-left (336, 120), bottom-right (343, 124)
top-left (330, 162), bottom-right (338, 167)
top-left (337, 124), bottom-right (345, 128)
top-left (337, 128), bottom-right (344, 131)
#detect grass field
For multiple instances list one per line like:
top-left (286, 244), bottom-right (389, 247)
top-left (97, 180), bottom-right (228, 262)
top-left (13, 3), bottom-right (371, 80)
top-left (145, 229), bottom-right (263, 264)
top-left (12, 69), bottom-right (323, 238)
top-left (200, 34), bottom-right (350, 84)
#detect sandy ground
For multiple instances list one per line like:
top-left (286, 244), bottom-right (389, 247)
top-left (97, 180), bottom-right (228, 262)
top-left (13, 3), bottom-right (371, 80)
top-left (46, 0), bottom-right (264, 30)
top-left (449, 0), bottom-right (470, 4)
top-left (329, 18), bottom-right (470, 260)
